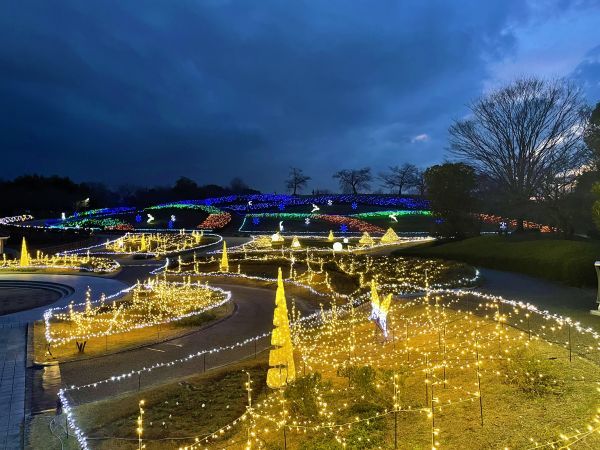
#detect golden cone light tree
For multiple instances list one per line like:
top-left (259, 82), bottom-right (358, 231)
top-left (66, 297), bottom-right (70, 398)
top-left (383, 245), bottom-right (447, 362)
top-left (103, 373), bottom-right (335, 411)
top-left (328, 230), bottom-right (334, 241)
top-left (220, 241), bottom-right (229, 272)
top-left (267, 267), bottom-right (296, 388)
top-left (291, 236), bottom-right (301, 248)
top-left (380, 227), bottom-right (400, 244)
top-left (19, 237), bottom-right (30, 267)
top-left (359, 231), bottom-right (375, 246)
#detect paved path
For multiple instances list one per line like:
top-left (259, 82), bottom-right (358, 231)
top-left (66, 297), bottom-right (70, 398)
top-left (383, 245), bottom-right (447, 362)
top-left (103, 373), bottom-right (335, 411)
top-left (477, 267), bottom-right (600, 329)
top-left (0, 325), bottom-right (26, 449)
top-left (0, 274), bottom-right (127, 449)
top-left (60, 282), bottom-right (315, 405)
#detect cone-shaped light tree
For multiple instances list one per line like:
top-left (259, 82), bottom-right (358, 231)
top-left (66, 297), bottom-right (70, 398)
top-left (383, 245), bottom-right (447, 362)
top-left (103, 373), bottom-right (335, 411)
top-left (291, 236), bottom-right (301, 248)
top-left (328, 230), bottom-right (334, 242)
top-left (380, 227), bottom-right (400, 244)
top-left (19, 237), bottom-right (30, 267)
top-left (220, 241), bottom-right (229, 272)
top-left (267, 268), bottom-right (296, 388)
top-left (359, 231), bottom-right (375, 246)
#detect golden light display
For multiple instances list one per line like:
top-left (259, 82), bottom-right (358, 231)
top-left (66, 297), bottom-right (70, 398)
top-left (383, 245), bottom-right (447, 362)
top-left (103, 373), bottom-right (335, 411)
top-left (55, 235), bottom-right (600, 450)
top-left (266, 268), bottom-right (296, 389)
top-left (104, 230), bottom-right (205, 255)
top-left (220, 240), bottom-right (229, 272)
top-left (358, 231), bottom-right (375, 246)
top-left (380, 227), bottom-right (400, 244)
top-left (232, 233), bottom-right (433, 256)
top-left (0, 237), bottom-right (119, 273)
top-left (290, 236), bottom-right (301, 249)
top-left (44, 277), bottom-right (230, 350)
top-left (20, 237), bottom-right (30, 266)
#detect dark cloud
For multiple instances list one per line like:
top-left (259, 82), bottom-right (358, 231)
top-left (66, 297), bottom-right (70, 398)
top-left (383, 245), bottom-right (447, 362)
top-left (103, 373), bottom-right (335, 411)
top-left (1, 0), bottom-right (598, 192)
top-left (572, 45), bottom-right (600, 105)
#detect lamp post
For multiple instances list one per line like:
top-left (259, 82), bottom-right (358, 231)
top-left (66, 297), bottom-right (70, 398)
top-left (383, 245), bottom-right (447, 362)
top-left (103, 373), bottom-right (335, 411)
top-left (592, 262), bottom-right (600, 316)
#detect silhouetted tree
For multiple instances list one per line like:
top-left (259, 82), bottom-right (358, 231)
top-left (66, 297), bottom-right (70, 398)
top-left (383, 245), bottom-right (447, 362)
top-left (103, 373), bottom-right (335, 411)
top-left (379, 164), bottom-right (418, 195)
top-left (173, 177), bottom-right (200, 198)
top-left (414, 169), bottom-right (427, 196)
top-left (333, 168), bottom-right (372, 194)
top-left (0, 175), bottom-right (89, 216)
top-left (585, 102), bottom-right (600, 169)
top-left (424, 163), bottom-right (478, 239)
top-left (449, 77), bottom-right (590, 231)
top-left (286, 167), bottom-right (311, 195)
top-left (230, 177), bottom-right (255, 193)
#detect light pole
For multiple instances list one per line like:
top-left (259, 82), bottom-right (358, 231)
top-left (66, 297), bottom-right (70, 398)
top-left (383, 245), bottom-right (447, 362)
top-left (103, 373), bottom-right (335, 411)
top-left (592, 262), bottom-right (600, 316)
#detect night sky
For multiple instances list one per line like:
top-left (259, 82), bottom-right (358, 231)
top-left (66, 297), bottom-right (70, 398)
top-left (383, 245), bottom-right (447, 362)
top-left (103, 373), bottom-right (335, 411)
top-left (2, 1), bottom-right (600, 192)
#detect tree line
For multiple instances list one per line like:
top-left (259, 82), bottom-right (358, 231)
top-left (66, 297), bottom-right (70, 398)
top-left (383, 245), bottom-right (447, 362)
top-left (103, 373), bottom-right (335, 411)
top-left (286, 77), bottom-right (600, 238)
top-left (0, 175), bottom-right (258, 216)
top-left (286, 164), bottom-right (426, 196)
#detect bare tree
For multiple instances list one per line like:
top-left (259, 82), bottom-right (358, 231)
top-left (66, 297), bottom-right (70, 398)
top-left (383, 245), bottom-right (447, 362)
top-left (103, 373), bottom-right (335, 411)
top-left (285, 167), bottom-right (311, 195)
top-left (414, 169), bottom-right (427, 196)
top-left (379, 163), bottom-right (418, 195)
top-left (449, 77), bottom-right (590, 230)
top-left (584, 102), bottom-right (600, 169)
top-left (333, 168), bottom-right (372, 194)
top-left (537, 170), bottom-right (579, 235)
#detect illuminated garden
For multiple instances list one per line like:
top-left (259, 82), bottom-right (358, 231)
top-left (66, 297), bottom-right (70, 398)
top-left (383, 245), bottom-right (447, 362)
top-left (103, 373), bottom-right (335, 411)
top-left (3, 6), bottom-right (600, 448)
top-left (13, 225), bottom-right (596, 449)
top-left (0, 188), bottom-right (595, 449)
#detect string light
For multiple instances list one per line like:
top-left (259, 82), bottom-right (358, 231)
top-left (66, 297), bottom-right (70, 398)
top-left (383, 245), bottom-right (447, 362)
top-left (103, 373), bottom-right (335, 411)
top-left (0, 237), bottom-right (119, 273)
top-left (50, 234), bottom-right (599, 450)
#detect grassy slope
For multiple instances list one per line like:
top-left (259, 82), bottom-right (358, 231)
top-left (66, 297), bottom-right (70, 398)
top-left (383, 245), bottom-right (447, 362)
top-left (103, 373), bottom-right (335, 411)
top-left (394, 235), bottom-right (600, 287)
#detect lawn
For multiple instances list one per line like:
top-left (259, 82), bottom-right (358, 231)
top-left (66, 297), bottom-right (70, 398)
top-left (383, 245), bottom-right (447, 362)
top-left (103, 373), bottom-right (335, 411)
top-left (394, 234), bottom-right (600, 287)
top-left (26, 358), bottom-right (270, 450)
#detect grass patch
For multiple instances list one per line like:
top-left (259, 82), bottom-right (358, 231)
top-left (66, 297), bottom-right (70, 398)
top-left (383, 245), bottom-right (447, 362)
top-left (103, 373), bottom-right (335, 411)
top-left (393, 234), bottom-right (600, 287)
top-left (26, 359), bottom-right (269, 450)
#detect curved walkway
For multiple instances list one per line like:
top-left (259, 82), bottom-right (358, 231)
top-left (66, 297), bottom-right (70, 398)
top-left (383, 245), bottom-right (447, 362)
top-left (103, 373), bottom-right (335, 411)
top-left (477, 268), bottom-right (600, 329)
top-left (59, 282), bottom-right (315, 405)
